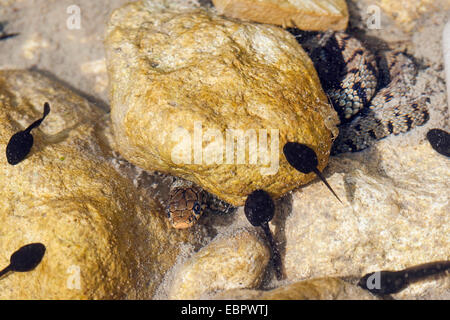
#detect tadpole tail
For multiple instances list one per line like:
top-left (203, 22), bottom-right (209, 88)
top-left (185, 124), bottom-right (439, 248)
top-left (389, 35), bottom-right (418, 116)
top-left (0, 265), bottom-right (11, 279)
top-left (359, 261), bottom-right (450, 296)
top-left (25, 102), bottom-right (50, 133)
top-left (401, 260), bottom-right (450, 283)
top-left (312, 167), bottom-right (342, 204)
top-left (0, 33), bottom-right (19, 41)
top-left (261, 222), bottom-right (283, 281)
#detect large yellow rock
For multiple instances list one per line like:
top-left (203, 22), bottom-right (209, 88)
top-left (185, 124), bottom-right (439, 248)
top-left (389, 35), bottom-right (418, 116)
top-left (0, 70), bottom-right (201, 299)
top-left (105, 0), bottom-right (339, 206)
top-left (212, 0), bottom-right (349, 31)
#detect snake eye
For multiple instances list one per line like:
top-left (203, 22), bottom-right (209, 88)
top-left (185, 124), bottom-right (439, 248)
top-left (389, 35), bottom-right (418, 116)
top-left (193, 202), bottom-right (201, 215)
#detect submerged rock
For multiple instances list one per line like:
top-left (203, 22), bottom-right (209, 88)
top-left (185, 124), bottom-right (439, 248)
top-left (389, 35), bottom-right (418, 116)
top-left (212, 0), bottom-right (349, 31)
top-left (0, 70), bottom-right (202, 299)
top-left (376, 0), bottom-right (450, 32)
top-left (213, 278), bottom-right (378, 300)
top-left (283, 138), bottom-right (450, 300)
top-left (168, 228), bottom-right (270, 299)
top-left (105, 0), bottom-right (339, 206)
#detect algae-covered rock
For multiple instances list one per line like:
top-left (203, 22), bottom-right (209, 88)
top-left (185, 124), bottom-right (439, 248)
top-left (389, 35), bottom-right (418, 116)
top-left (105, 0), bottom-right (339, 206)
top-left (168, 228), bottom-right (270, 299)
top-left (0, 70), bottom-right (202, 299)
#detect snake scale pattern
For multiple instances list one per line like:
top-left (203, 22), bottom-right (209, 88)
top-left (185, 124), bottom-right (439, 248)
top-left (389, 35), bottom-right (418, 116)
top-left (294, 30), bottom-right (430, 155)
top-left (166, 31), bottom-right (430, 229)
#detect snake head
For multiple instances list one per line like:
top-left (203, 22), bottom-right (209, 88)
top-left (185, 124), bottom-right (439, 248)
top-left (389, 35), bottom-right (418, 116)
top-left (166, 187), bottom-right (206, 229)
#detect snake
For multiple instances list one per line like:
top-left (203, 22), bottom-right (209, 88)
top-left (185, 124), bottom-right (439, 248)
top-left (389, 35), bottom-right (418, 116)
top-left (166, 180), bottom-right (206, 229)
top-left (293, 30), bottom-right (430, 154)
top-left (166, 31), bottom-right (430, 229)
top-left (166, 178), bottom-right (235, 229)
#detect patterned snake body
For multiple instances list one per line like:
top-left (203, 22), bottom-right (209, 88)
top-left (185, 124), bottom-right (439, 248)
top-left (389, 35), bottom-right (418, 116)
top-left (297, 31), bottom-right (429, 154)
top-left (306, 32), bottom-right (379, 121)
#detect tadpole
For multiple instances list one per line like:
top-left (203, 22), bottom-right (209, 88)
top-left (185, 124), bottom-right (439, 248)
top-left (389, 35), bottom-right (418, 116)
top-left (6, 102), bottom-right (50, 165)
top-left (283, 142), bottom-right (342, 203)
top-left (358, 260), bottom-right (450, 296)
top-left (426, 129), bottom-right (450, 157)
top-left (244, 189), bottom-right (283, 280)
top-left (0, 32), bottom-right (19, 41)
top-left (0, 243), bottom-right (46, 279)
top-left (0, 22), bottom-right (19, 41)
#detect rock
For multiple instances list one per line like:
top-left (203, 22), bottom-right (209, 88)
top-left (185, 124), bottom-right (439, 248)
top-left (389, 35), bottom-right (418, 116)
top-left (0, 70), bottom-right (202, 299)
top-left (212, 0), bottom-right (349, 31)
top-left (283, 138), bottom-right (450, 300)
top-left (0, 1), bottom-right (126, 105)
top-left (376, 0), bottom-right (450, 33)
top-left (444, 21), bottom-right (450, 110)
top-left (105, 0), bottom-right (339, 206)
top-left (213, 278), bottom-right (379, 300)
top-left (167, 228), bottom-right (270, 299)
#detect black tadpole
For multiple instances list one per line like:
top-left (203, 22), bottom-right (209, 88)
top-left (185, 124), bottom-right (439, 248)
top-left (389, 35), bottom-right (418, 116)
top-left (0, 32), bottom-right (19, 41)
top-left (358, 261), bottom-right (450, 296)
top-left (0, 21), bottom-right (19, 41)
top-left (426, 128), bottom-right (450, 157)
top-left (0, 243), bottom-right (46, 279)
top-left (244, 190), bottom-right (283, 280)
top-left (283, 142), bottom-right (342, 203)
top-left (6, 102), bottom-right (50, 165)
